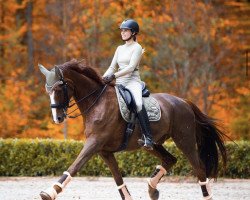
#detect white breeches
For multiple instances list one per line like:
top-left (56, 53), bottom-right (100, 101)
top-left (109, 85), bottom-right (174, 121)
top-left (124, 81), bottom-right (143, 112)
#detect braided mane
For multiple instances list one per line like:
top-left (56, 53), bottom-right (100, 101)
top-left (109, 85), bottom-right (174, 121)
top-left (58, 59), bottom-right (105, 85)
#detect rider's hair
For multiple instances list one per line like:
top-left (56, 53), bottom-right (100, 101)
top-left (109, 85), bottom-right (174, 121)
top-left (133, 34), bottom-right (138, 41)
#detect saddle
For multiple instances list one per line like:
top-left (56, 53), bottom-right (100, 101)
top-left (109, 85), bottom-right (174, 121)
top-left (117, 82), bottom-right (150, 111)
top-left (114, 83), bottom-right (161, 152)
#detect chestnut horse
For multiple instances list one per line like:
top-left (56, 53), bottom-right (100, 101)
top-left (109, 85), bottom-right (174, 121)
top-left (38, 59), bottom-right (227, 200)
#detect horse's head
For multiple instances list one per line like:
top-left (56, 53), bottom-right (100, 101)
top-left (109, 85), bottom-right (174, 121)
top-left (38, 64), bottom-right (74, 124)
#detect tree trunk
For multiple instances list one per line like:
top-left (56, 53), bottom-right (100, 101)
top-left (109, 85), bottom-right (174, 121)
top-left (62, 0), bottom-right (68, 139)
top-left (202, 85), bottom-right (208, 114)
top-left (90, 0), bottom-right (100, 67)
top-left (0, 1), bottom-right (5, 70)
top-left (204, 0), bottom-right (211, 4)
top-left (26, 0), bottom-right (34, 74)
top-left (16, 0), bottom-right (24, 68)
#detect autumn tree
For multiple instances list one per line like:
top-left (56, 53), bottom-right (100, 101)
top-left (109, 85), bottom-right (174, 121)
top-left (0, 0), bottom-right (249, 140)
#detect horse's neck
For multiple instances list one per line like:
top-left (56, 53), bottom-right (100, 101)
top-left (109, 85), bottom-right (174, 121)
top-left (71, 73), bottom-right (102, 113)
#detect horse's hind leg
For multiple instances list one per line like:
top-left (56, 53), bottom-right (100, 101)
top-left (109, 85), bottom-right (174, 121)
top-left (172, 132), bottom-right (212, 199)
top-left (99, 151), bottom-right (133, 200)
top-left (146, 144), bottom-right (177, 200)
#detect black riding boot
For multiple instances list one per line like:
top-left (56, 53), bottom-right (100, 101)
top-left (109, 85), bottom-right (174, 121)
top-left (137, 105), bottom-right (154, 150)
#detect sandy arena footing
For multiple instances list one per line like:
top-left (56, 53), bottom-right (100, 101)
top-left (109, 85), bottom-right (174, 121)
top-left (0, 177), bottom-right (249, 200)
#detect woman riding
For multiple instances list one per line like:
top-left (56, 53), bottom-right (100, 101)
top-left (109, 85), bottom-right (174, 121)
top-left (102, 19), bottom-right (154, 150)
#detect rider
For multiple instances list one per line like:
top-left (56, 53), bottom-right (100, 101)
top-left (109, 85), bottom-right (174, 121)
top-left (102, 19), bottom-right (154, 150)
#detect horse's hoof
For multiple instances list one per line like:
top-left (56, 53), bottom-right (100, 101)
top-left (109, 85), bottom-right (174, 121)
top-left (40, 191), bottom-right (52, 200)
top-left (148, 184), bottom-right (159, 200)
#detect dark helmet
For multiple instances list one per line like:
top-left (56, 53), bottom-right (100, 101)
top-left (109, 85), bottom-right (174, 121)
top-left (119, 19), bottom-right (139, 34)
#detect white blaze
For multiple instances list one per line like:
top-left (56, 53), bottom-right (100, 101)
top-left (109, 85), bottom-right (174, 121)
top-left (49, 91), bottom-right (59, 124)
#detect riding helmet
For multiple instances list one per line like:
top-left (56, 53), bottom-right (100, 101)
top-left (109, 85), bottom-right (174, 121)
top-left (119, 19), bottom-right (139, 34)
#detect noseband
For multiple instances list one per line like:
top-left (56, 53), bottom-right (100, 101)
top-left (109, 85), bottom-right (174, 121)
top-left (46, 77), bottom-right (107, 119)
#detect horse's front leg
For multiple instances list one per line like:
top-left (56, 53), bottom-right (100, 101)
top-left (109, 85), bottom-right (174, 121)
top-left (99, 151), bottom-right (133, 200)
top-left (40, 136), bottom-right (100, 200)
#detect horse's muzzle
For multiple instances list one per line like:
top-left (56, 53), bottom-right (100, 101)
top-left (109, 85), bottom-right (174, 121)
top-left (56, 116), bottom-right (65, 124)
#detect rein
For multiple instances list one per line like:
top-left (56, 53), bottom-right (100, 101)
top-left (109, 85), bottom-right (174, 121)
top-left (67, 84), bottom-right (108, 118)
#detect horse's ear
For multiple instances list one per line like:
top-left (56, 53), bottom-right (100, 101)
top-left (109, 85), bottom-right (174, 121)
top-left (38, 64), bottom-right (49, 77)
top-left (55, 66), bottom-right (63, 80)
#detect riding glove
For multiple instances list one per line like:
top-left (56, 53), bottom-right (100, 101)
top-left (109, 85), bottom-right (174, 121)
top-left (103, 74), bottom-right (115, 84)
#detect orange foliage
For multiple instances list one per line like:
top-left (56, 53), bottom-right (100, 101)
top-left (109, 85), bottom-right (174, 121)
top-left (0, 0), bottom-right (249, 140)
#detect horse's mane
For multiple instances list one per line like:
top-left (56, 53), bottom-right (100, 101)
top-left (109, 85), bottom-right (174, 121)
top-left (58, 59), bottom-right (105, 85)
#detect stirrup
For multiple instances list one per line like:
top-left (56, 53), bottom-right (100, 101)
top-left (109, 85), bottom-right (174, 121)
top-left (138, 138), bottom-right (154, 150)
top-left (144, 143), bottom-right (153, 151)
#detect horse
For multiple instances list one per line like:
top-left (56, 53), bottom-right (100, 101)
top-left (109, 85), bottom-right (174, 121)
top-left (38, 59), bottom-right (227, 200)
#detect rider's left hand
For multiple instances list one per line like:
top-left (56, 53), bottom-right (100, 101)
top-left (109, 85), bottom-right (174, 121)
top-left (103, 74), bottom-right (115, 84)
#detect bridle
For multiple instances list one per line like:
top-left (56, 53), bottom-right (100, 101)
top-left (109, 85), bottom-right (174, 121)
top-left (46, 77), bottom-right (108, 119)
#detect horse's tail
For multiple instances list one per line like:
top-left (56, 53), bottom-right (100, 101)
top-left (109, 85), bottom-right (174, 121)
top-left (186, 100), bottom-right (227, 178)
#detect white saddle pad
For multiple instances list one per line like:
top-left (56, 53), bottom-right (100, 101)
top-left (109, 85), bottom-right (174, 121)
top-left (115, 86), bottom-right (161, 123)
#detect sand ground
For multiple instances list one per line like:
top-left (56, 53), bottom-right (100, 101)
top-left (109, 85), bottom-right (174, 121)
top-left (0, 177), bottom-right (249, 200)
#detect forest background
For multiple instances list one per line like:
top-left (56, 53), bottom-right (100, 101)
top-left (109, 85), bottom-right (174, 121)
top-left (0, 0), bottom-right (249, 140)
